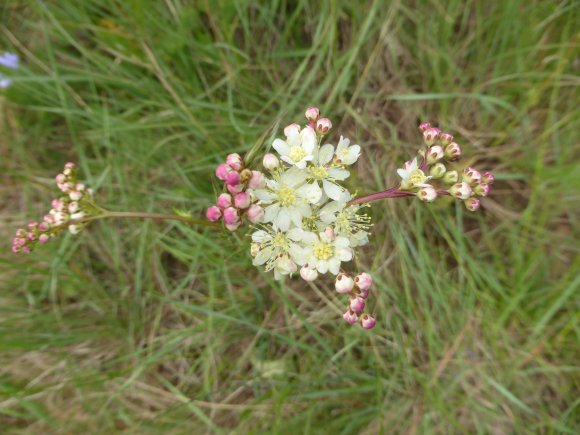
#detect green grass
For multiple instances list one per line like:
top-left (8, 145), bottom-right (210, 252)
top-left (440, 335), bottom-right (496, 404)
top-left (1, 0), bottom-right (578, 432)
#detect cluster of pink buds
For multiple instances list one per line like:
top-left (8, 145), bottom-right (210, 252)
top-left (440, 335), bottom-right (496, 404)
top-left (305, 106), bottom-right (332, 135)
top-left (12, 162), bottom-right (95, 254)
top-left (335, 272), bottom-right (376, 329)
top-left (207, 153), bottom-right (265, 231)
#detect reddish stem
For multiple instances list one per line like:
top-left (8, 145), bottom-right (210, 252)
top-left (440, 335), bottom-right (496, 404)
top-left (348, 187), bottom-right (416, 205)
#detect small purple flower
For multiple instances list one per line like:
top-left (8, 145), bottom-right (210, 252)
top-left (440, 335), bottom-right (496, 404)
top-left (0, 52), bottom-right (19, 69)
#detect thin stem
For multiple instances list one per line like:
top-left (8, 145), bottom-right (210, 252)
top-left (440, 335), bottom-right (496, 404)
top-left (66, 210), bottom-right (219, 229)
top-left (348, 187), bottom-right (416, 205)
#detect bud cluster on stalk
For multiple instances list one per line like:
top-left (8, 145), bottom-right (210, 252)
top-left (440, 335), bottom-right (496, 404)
top-left (335, 272), bottom-right (376, 329)
top-left (208, 153), bottom-right (266, 231)
top-left (12, 162), bottom-right (97, 254)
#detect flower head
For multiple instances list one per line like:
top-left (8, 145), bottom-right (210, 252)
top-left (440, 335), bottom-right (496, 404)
top-left (272, 126), bottom-right (316, 169)
top-left (397, 158), bottom-right (432, 190)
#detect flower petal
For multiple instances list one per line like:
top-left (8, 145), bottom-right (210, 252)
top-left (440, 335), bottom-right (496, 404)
top-left (297, 182), bottom-right (322, 204)
top-left (323, 180), bottom-right (345, 201)
top-left (318, 144), bottom-right (335, 165)
top-left (272, 138), bottom-right (290, 156)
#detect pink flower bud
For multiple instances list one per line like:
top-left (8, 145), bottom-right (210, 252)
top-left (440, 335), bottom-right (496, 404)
top-left (248, 170), bottom-right (265, 189)
top-left (462, 167), bottom-right (482, 185)
top-left (27, 221), bottom-right (38, 229)
top-left (76, 183), bottom-right (85, 191)
top-left (444, 142), bottom-right (461, 160)
top-left (284, 123), bottom-right (301, 137)
top-left (343, 309), bottom-right (358, 325)
top-left (39, 234), bottom-right (49, 244)
top-left (423, 127), bottom-right (441, 146)
top-left (246, 204), bottom-right (264, 223)
top-left (418, 122), bottom-right (431, 132)
top-left (12, 244), bottom-right (21, 254)
top-left (225, 171), bottom-right (241, 186)
top-left (418, 186), bottom-right (438, 202)
top-left (300, 265), bottom-right (318, 282)
top-left (324, 227), bottom-right (336, 241)
top-left (27, 232), bottom-right (36, 241)
top-left (14, 237), bottom-right (26, 246)
top-left (449, 182), bottom-right (472, 200)
top-left (225, 221), bottom-right (241, 232)
top-left (226, 183), bottom-right (244, 195)
top-left (358, 288), bottom-right (370, 299)
top-left (69, 191), bottom-right (82, 201)
top-left (349, 296), bottom-right (366, 314)
top-left (305, 107), bottom-right (320, 122)
top-left (439, 132), bottom-right (454, 146)
top-left (55, 173), bottom-right (66, 184)
top-left (21, 246), bottom-right (32, 254)
top-left (52, 199), bottom-right (64, 210)
top-left (234, 192), bottom-right (251, 209)
top-left (354, 272), bottom-right (373, 291)
top-left (464, 197), bottom-right (481, 212)
top-left (61, 182), bottom-right (74, 193)
top-left (223, 207), bottom-right (240, 225)
top-left (68, 201), bottom-right (79, 213)
top-left (360, 314), bottom-right (377, 330)
top-left (64, 162), bottom-right (76, 170)
top-left (482, 171), bottom-right (495, 185)
top-left (474, 183), bottom-right (490, 197)
top-left (206, 206), bottom-right (222, 222)
top-left (226, 153), bottom-right (243, 171)
top-left (443, 170), bottom-right (459, 184)
top-left (68, 225), bottom-right (81, 234)
top-left (315, 118), bottom-right (332, 134)
top-left (38, 222), bottom-right (49, 231)
top-left (215, 163), bottom-right (231, 181)
top-left (71, 212), bottom-right (85, 220)
top-left (217, 193), bottom-right (232, 209)
top-left (335, 273), bottom-right (354, 294)
top-left (263, 153), bottom-right (279, 171)
top-left (15, 229), bottom-right (26, 238)
top-left (426, 145), bottom-right (444, 164)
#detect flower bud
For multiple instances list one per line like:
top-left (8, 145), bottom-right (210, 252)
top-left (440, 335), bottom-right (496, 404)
top-left (444, 142), bottom-right (461, 160)
top-left (225, 171), bottom-right (241, 186)
top-left (443, 170), bottom-right (458, 184)
top-left (430, 163), bottom-right (446, 179)
top-left (360, 314), bottom-right (377, 330)
top-left (223, 207), bottom-right (240, 225)
top-left (226, 153), bottom-right (243, 171)
top-left (247, 170), bottom-right (265, 189)
top-left (300, 265), bottom-right (318, 282)
top-left (349, 296), bottom-right (366, 314)
top-left (343, 309), bottom-right (358, 325)
top-left (449, 182), bottom-right (472, 199)
top-left (239, 168), bottom-right (253, 184)
top-left (69, 191), bottom-right (82, 201)
top-left (462, 167), bottom-right (482, 185)
top-left (64, 162), bottom-right (76, 170)
top-left (423, 127), bottom-right (441, 146)
top-left (68, 225), bottom-right (81, 234)
top-left (464, 197), bottom-right (481, 212)
top-left (474, 183), bottom-right (490, 197)
top-left (324, 227), bottom-right (336, 241)
top-left (52, 199), bottom-right (64, 210)
top-left (315, 118), bottom-right (332, 134)
top-left (482, 171), bottom-right (495, 185)
top-left (38, 222), bottom-right (49, 231)
top-left (55, 173), bottom-right (66, 184)
top-left (226, 183), bottom-right (244, 195)
top-left (68, 201), bottom-right (79, 213)
top-left (247, 204), bottom-right (265, 223)
top-left (426, 145), bottom-right (444, 164)
top-left (217, 193), bottom-right (232, 209)
top-left (70, 212), bottom-right (85, 220)
top-left (354, 272), bottom-right (373, 291)
top-left (76, 183), bottom-right (85, 191)
top-left (439, 132), bottom-right (454, 146)
top-left (305, 107), bottom-right (320, 123)
top-left (263, 153), bottom-right (279, 171)
top-left (418, 122), bottom-right (431, 132)
top-left (335, 273), bottom-right (355, 294)
top-left (53, 212), bottom-right (69, 225)
top-left (215, 163), bottom-right (231, 181)
top-left (417, 185), bottom-right (437, 202)
top-left (234, 192), bottom-right (251, 209)
top-left (225, 221), bottom-right (241, 232)
top-left (277, 256), bottom-right (297, 275)
top-left (358, 288), bottom-right (370, 299)
top-left (38, 234), bottom-right (49, 244)
top-left (284, 123), bottom-right (301, 137)
top-left (206, 205), bottom-right (222, 222)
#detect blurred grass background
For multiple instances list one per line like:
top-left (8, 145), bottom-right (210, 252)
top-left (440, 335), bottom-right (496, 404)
top-left (1, 0), bottom-right (579, 433)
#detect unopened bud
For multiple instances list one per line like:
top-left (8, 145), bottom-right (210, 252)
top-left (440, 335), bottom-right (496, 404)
top-left (248, 170), bottom-right (265, 189)
top-left (217, 193), bottom-right (232, 209)
top-left (482, 171), bottom-right (495, 185)
top-left (315, 118), bottom-right (332, 134)
top-left (418, 186), bottom-right (437, 202)
top-left (343, 309), bottom-right (358, 325)
top-left (263, 153), bottom-right (279, 171)
top-left (284, 123), bottom-right (301, 137)
top-left (68, 225), bottom-right (81, 234)
top-left (354, 272), bottom-right (373, 291)
top-left (305, 107), bottom-right (320, 123)
top-left (206, 206), bottom-right (222, 222)
top-left (449, 182), bottom-right (472, 199)
top-left (225, 171), bottom-right (241, 186)
top-left (444, 142), bottom-right (461, 160)
top-left (225, 221), bottom-right (241, 232)
top-left (423, 127), bottom-right (441, 146)
top-left (474, 183), bottom-right (490, 197)
top-left (462, 167), bottom-right (482, 185)
top-left (226, 183), bottom-right (244, 195)
top-left (215, 163), bottom-right (231, 181)
top-left (426, 145), bottom-right (444, 164)
top-left (464, 197), bottom-right (481, 211)
top-left (335, 273), bottom-right (354, 294)
top-left (69, 191), bottom-right (82, 201)
top-left (439, 132), bottom-right (454, 146)
top-left (443, 170), bottom-right (458, 184)
top-left (226, 153), bottom-right (243, 171)
top-left (38, 234), bottom-right (49, 244)
top-left (418, 122), bottom-right (431, 132)
top-left (223, 207), bottom-right (240, 225)
top-left (234, 192), bottom-right (251, 209)
top-left (246, 204), bottom-right (265, 223)
top-left (349, 296), bottom-right (366, 314)
top-left (300, 265), bottom-right (318, 282)
top-left (360, 314), bottom-right (377, 330)
top-left (430, 163), bottom-right (446, 179)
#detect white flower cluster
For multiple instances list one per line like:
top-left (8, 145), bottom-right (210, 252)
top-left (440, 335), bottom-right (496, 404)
top-left (250, 110), bottom-right (372, 281)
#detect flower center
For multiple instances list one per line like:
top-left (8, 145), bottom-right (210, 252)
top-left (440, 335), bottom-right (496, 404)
top-left (277, 186), bottom-right (296, 207)
top-left (309, 165), bottom-right (328, 180)
top-left (408, 169), bottom-right (427, 186)
top-left (271, 233), bottom-right (289, 250)
top-left (313, 242), bottom-right (334, 260)
top-left (289, 146), bottom-right (306, 163)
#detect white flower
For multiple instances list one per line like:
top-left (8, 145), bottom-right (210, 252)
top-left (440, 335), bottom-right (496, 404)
top-left (308, 144), bottom-right (351, 201)
top-left (334, 136), bottom-right (361, 165)
top-left (272, 126), bottom-right (317, 169)
top-left (319, 202), bottom-right (372, 247)
top-left (301, 231), bottom-right (353, 275)
top-left (251, 227), bottom-right (308, 279)
top-left (397, 158), bottom-right (431, 189)
top-left (253, 168), bottom-right (321, 232)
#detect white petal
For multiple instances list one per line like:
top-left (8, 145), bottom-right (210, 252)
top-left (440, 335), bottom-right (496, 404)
top-left (336, 136), bottom-right (349, 153)
top-left (253, 248), bottom-right (273, 266)
top-left (342, 145), bottom-right (361, 165)
top-left (264, 203), bottom-right (280, 223)
top-left (254, 189), bottom-right (275, 202)
top-left (328, 168), bottom-right (350, 180)
top-left (282, 169), bottom-right (307, 186)
top-left (289, 208), bottom-right (303, 227)
top-left (300, 127), bottom-right (317, 153)
top-left (317, 261), bottom-right (329, 274)
top-left (328, 258), bottom-right (341, 275)
top-left (297, 182), bottom-right (322, 204)
top-left (272, 138), bottom-right (290, 156)
top-left (287, 228), bottom-right (304, 241)
top-left (296, 201), bottom-right (312, 217)
top-left (338, 247), bottom-right (353, 261)
top-left (335, 236), bottom-right (350, 248)
top-left (318, 144), bottom-right (335, 165)
top-left (275, 209), bottom-right (291, 231)
top-left (251, 230), bottom-right (269, 242)
top-left (323, 180), bottom-right (345, 201)
top-left (397, 168), bottom-right (409, 180)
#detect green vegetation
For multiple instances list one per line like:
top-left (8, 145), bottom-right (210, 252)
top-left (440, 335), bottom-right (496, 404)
top-left (1, 0), bottom-right (578, 432)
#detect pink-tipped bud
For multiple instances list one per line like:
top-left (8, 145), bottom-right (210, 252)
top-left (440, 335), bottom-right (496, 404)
top-left (14, 237), bottom-right (26, 246)
top-left (343, 309), bottom-right (358, 325)
top-left (474, 183), bottom-right (490, 197)
top-left (284, 123), bottom-right (301, 137)
top-left (215, 163), bottom-right (231, 181)
top-left (226, 183), bottom-right (244, 195)
top-left (21, 246), bottom-right (32, 254)
top-left (223, 207), bottom-right (240, 225)
top-left (418, 122), bottom-right (431, 132)
top-left (38, 222), bottom-right (49, 231)
top-left (38, 234), bottom-right (49, 244)
top-left (464, 197), bottom-right (481, 212)
top-left (68, 202), bottom-right (79, 214)
top-left (335, 273), bottom-right (355, 294)
top-left (418, 185), bottom-right (438, 202)
top-left (234, 192), bottom-right (251, 209)
top-left (423, 127), bottom-right (441, 146)
top-left (360, 314), bottom-right (376, 330)
top-left (225, 171), bottom-right (241, 186)
top-left (358, 288), bottom-right (370, 299)
top-left (15, 229), bottom-right (26, 238)
top-left (225, 221), bottom-right (241, 232)
top-left (217, 193), bottom-right (232, 209)
top-left (27, 232), bottom-right (36, 241)
top-left (64, 162), bottom-right (76, 170)
top-left (75, 183), bottom-right (85, 191)
top-left (27, 221), bottom-right (38, 229)
top-left (206, 205), bottom-right (222, 222)
top-left (324, 227), bottom-right (336, 241)
top-left (69, 191), bottom-right (82, 201)
top-left (300, 265), bottom-right (318, 282)
top-left (482, 171), bottom-right (495, 185)
top-left (349, 296), bottom-right (366, 314)
top-left (52, 199), bottom-right (64, 210)
top-left (443, 170), bottom-right (459, 184)
top-left (449, 182), bottom-right (472, 200)
top-left (55, 173), bottom-right (66, 184)
top-left (426, 145), bottom-right (444, 164)
top-left (246, 204), bottom-right (265, 223)
top-left (315, 118), bottom-right (332, 134)
top-left (430, 163), bottom-right (446, 179)
top-left (226, 153), bottom-right (243, 171)
top-left (462, 167), bottom-right (482, 185)
top-left (439, 132), bottom-right (454, 146)
top-left (305, 107), bottom-right (320, 123)
top-left (262, 153), bottom-right (279, 171)
top-left (68, 225), bottom-right (81, 235)
top-left (248, 170), bottom-right (265, 189)
top-left (444, 142), bottom-right (461, 160)
top-left (354, 272), bottom-right (373, 291)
